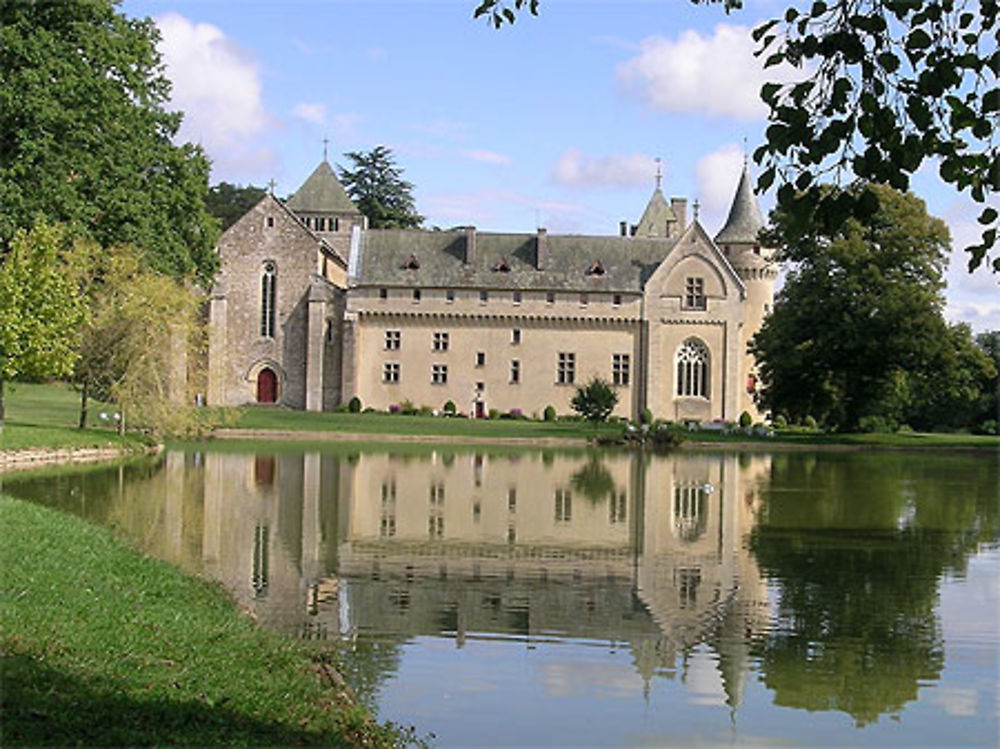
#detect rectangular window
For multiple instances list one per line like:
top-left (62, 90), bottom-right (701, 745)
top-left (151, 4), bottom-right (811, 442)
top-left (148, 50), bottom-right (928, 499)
top-left (613, 294), bottom-right (622, 306)
top-left (304, 217), bottom-right (312, 229)
top-left (379, 288), bottom-right (388, 300)
top-left (315, 217), bottom-right (325, 231)
top-left (412, 288), bottom-right (422, 302)
top-left (383, 362), bottom-right (400, 383)
top-left (580, 293), bottom-right (588, 306)
top-left (446, 289), bottom-right (455, 302)
top-left (557, 352), bottom-right (575, 385)
top-left (613, 354), bottom-right (630, 386)
top-left (511, 328), bottom-right (521, 345)
top-left (431, 364), bottom-right (448, 385)
top-left (684, 277), bottom-right (706, 310)
top-left (480, 290), bottom-right (489, 303)
top-left (555, 488), bottom-right (572, 523)
top-left (546, 291), bottom-right (555, 304)
top-left (510, 359), bottom-right (520, 384)
top-left (385, 330), bottom-right (401, 350)
top-left (513, 291), bottom-right (522, 304)
top-left (333, 218), bottom-right (340, 231)
top-left (433, 332), bottom-right (449, 351)
top-left (476, 351), bottom-right (486, 367)
top-left (266, 216), bottom-right (274, 228)
top-left (508, 488), bottom-right (517, 512)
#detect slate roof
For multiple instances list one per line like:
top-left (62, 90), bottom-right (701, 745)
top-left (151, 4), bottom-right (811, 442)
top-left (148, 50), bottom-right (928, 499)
top-left (634, 188), bottom-right (677, 238)
top-left (714, 163), bottom-right (765, 245)
top-left (354, 229), bottom-right (680, 293)
top-left (286, 160), bottom-right (360, 215)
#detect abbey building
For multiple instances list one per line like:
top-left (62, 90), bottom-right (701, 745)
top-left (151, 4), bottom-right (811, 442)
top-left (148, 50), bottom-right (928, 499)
top-left (207, 160), bottom-right (776, 422)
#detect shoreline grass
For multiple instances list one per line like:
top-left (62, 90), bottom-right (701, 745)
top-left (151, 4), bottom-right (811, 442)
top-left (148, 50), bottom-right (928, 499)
top-left (0, 494), bottom-right (416, 747)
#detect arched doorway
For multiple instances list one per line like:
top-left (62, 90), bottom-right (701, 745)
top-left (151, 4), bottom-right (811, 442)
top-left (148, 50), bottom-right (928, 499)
top-left (256, 368), bottom-right (277, 404)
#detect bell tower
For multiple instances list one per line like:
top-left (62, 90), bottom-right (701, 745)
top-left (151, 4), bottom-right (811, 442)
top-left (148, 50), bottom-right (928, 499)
top-left (714, 162), bottom-right (777, 420)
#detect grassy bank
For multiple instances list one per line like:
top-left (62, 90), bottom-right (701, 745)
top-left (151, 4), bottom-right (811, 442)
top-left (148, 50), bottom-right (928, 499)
top-left (1, 382), bottom-right (149, 454)
top-left (0, 494), bottom-right (415, 747)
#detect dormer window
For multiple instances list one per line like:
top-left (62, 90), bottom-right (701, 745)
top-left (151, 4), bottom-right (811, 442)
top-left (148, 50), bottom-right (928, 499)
top-left (403, 254), bottom-right (420, 270)
top-left (494, 258), bottom-right (511, 272)
top-left (587, 260), bottom-right (605, 276)
top-left (684, 277), bottom-right (706, 311)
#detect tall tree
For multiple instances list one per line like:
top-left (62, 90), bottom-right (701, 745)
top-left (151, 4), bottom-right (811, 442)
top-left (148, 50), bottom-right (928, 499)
top-left (0, 0), bottom-right (220, 285)
top-left (474, 0), bottom-right (999, 272)
top-left (338, 146), bottom-right (424, 229)
top-left (205, 182), bottom-right (268, 232)
top-left (0, 223), bottom-right (89, 433)
top-left (749, 183), bottom-right (986, 431)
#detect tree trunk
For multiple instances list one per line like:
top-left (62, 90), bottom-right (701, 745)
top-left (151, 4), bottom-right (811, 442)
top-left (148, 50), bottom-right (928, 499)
top-left (118, 407), bottom-right (125, 437)
top-left (0, 378), bottom-right (5, 435)
top-left (79, 382), bottom-right (89, 430)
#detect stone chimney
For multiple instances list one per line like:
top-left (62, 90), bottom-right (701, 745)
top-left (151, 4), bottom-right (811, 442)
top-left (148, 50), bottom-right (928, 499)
top-left (536, 227), bottom-right (548, 270)
top-left (671, 198), bottom-right (688, 229)
top-left (464, 226), bottom-right (477, 265)
top-left (619, 221), bottom-right (629, 237)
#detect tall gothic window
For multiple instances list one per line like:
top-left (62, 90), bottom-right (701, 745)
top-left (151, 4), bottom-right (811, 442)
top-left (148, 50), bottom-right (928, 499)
top-left (260, 262), bottom-right (276, 338)
top-left (676, 338), bottom-right (709, 397)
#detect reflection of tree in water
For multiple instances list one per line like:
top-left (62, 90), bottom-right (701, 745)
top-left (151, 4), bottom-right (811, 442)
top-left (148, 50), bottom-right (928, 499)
top-left (570, 456), bottom-right (616, 504)
top-left (749, 452), bottom-right (999, 726)
top-left (323, 637), bottom-right (406, 712)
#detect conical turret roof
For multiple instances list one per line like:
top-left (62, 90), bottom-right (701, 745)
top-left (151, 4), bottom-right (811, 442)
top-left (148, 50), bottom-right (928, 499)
top-left (715, 164), bottom-right (765, 245)
top-left (286, 160), bottom-right (360, 214)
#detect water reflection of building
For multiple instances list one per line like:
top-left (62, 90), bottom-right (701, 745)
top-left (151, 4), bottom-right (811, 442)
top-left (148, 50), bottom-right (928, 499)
top-left (94, 448), bottom-right (771, 705)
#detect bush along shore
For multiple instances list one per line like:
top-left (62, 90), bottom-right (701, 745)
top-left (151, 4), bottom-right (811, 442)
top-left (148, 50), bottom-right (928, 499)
top-left (0, 495), bottom-right (425, 748)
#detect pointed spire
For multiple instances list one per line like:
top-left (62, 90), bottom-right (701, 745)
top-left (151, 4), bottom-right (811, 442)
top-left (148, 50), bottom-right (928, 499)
top-left (322, 137), bottom-right (329, 162)
top-left (714, 162), bottom-right (765, 245)
top-left (286, 160), bottom-right (360, 215)
top-left (655, 157), bottom-right (663, 191)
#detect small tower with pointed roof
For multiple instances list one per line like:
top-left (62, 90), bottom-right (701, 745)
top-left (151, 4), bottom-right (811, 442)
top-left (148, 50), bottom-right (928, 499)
top-left (714, 162), bottom-right (777, 419)
top-left (286, 159), bottom-right (366, 239)
top-left (630, 160), bottom-right (689, 238)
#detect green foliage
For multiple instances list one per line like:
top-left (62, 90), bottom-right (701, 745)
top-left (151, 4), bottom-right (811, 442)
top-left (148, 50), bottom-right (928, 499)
top-left (0, 223), bottom-right (89, 430)
top-left (739, 410), bottom-right (753, 428)
top-left (773, 413), bottom-right (788, 428)
top-left (477, 0), bottom-right (999, 271)
top-left (750, 184), bottom-right (993, 431)
top-left (543, 405), bottom-right (556, 422)
top-left (571, 377), bottom-right (619, 423)
top-left (0, 1), bottom-right (220, 285)
top-left (348, 396), bottom-right (362, 413)
top-left (748, 0), bottom-right (999, 271)
top-left (338, 146), bottom-right (423, 229)
top-left (570, 457), bottom-right (616, 502)
top-left (803, 415), bottom-right (818, 430)
top-left (443, 400), bottom-right (457, 414)
top-left (858, 415), bottom-right (896, 434)
top-left (75, 245), bottom-right (202, 436)
top-left (640, 407), bottom-right (653, 425)
top-left (205, 182), bottom-right (267, 231)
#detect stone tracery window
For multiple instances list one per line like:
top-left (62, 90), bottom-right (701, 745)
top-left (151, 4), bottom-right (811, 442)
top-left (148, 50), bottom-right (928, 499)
top-left (676, 338), bottom-right (709, 398)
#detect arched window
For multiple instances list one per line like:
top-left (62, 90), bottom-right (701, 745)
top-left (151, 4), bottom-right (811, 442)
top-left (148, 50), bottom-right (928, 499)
top-left (676, 338), bottom-right (709, 398)
top-left (260, 262), bottom-right (276, 337)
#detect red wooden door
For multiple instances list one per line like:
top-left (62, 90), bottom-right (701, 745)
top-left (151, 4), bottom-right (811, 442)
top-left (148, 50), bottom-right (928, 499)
top-left (257, 368), bottom-right (277, 403)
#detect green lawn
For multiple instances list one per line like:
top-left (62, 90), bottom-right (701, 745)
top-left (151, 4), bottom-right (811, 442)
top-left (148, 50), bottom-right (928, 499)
top-left (232, 404), bottom-right (625, 441)
top-left (0, 494), bottom-right (417, 748)
top-left (1, 382), bottom-right (149, 453)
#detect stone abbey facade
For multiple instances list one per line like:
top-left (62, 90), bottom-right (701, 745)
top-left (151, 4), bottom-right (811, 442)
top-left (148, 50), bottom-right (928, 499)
top-left (207, 159), bottom-right (776, 422)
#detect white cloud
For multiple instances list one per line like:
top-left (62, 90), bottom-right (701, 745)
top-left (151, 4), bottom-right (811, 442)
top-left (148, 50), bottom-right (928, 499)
top-left (422, 189), bottom-right (585, 230)
top-left (694, 143), bottom-right (745, 228)
top-left (618, 24), bottom-right (797, 121)
top-left (409, 118), bottom-right (470, 141)
top-left (943, 206), bottom-right (1000, 332)
top-left (462, 149), bottom-right (511, 166)
top-left (156, 13), bottom-right (270, 154)
top-left (551, 148), bottom-right (658, 188)
top-left (292, 102), bottom-right (326, 126)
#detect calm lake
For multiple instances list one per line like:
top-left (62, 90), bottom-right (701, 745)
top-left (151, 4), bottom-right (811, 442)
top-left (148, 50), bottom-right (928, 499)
top-left (5, 444), bottom-right (998, 747)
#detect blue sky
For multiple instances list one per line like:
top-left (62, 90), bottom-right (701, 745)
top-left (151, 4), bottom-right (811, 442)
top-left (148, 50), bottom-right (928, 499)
top-left (123, 0), bottom-right (998, 330)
